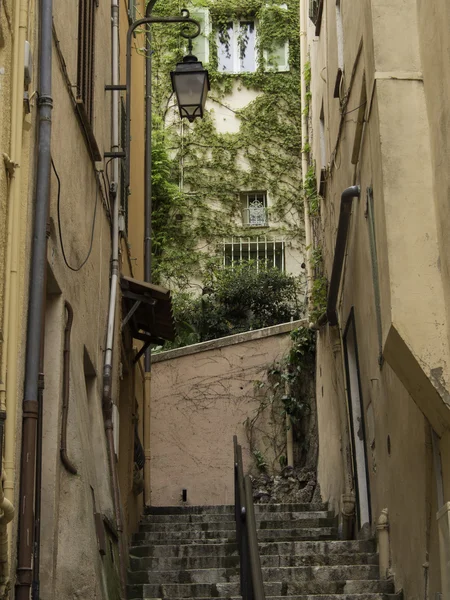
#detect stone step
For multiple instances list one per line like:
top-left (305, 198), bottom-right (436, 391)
top-left (130, 596), bottom-right (399, 600)
top-left (258, 540), bottom-right (376, 555)
top-left (141, 510), bottom-right (331, 524)
top-left (144, 503), bottom-right (327, 516)
top-left (130, 595), bottom-right (401, 600)
top-left (227, 595), bottom-right (401, 600)
top-left (130, 551), bottom-right (378, 572)
top-left (132, 527), bottom-right (337, 544)
top-left (129, 542), bottom-right (238, 559)
top-left (138, 517), bottom-right (335, 533)
top-left (127, 579), bottom-right (394, 598)
top-left (128, 565), bottom-right (380, 586)
top-left (129, 539), bottom-right (375, 559)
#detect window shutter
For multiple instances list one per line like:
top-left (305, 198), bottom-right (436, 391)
top-left (77, 0), bottom-right (96, 124)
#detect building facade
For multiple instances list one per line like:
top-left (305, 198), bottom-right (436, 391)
top-left (302, 0), bottom-right (450, 598)
top-left (0, 0), bottom-right (173, 597)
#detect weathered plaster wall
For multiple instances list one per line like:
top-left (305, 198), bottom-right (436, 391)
top-left (150, 321), bottom-right (305, 506)
top-left (38, 0), bottom-right (120, 597)
top-left (305, 0), bottom-right (447, 596)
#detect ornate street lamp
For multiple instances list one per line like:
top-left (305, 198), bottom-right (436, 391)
top-left (171, 55), bottom-right (210, 122)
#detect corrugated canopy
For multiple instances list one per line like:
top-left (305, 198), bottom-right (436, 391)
top-left (120, 276), bottom-right (175, 348)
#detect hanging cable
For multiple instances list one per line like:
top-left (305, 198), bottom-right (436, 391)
top-left (52, 157), bottom-right (99, 272)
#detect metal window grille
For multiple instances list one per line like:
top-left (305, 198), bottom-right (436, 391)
top-left (222, 236), bottom-right (285, 272)
top-left (77, 0), bottom-right (96, 124)
top-left (241, 192), bottom-right (268, 227)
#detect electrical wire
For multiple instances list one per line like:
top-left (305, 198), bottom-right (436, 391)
top-left (52, 157), bottom-right (99, 272)
top-left (342, 100), bottom-right (367, 116)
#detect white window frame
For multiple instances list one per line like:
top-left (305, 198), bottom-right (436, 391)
top-left (262, 4), bottom-right (289, 72)
top-left (190, 7), bottom-right (211, 64)
top-left (217, 19), bottom-right (258, 74)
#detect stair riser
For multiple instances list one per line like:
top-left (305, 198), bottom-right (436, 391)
top-left (130, 555), bottom-right (240, 571)
top-left (128, 564), bottom-right (380, 585)
top-left (145, 503), bottom-right (327, 516)
top-left (132, 527), bottom-right (337, 543)
top-left (129, 543), bottom-right (237, 558)
top-left (129, 539), bottom-right (374, 558)
top-left (139, 518), bottom-right (335, 533)
top-left (141, 511), bottom-right (332, 524)
top-left (128, 579), bottom-right (394, 598)
top-left (129, 551), bottom-right (378, 571)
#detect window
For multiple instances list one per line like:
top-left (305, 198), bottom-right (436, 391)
top-left (262, 4), bottom-right (289, 72)
top-left (241, 192), bottom-right (268, 227)
top-left (263, 42), bottom-right (289, 72)
top-left (77, 0), bottom-right (97, 124)
top-left (217, 20), bottom-right (256, 73)
top-left (223, 236), bottom-right (285, 271)
top-left (333, 0), bottom-right (344, 98)
top-left (191, 8), bottom-right (210, 64)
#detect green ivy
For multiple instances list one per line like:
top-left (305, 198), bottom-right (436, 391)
top-left (140, 0), bottom-right (303, 289)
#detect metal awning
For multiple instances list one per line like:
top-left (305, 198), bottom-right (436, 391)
top-left (120, 276), bottom-right (175, 361)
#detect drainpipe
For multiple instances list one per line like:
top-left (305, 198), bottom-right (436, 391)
top-left (0, 476), bottom-right (15, 597)
top-left (60, 302), bottom-right (77, 474)
top-left (326, 186), bottom-right (360, 326)
top-left (300, 0), bottom-right (313, 303)
top-left (102, 0), bottom-right (127, 594)
top-left (16, 0), bottom-right (53, 596)
top-left (0, 0), bottom-right (29, 552)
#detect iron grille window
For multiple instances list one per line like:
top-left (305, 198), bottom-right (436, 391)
top-left (222, 236), bottom-right (285, 271)
top-left (77, 0), bottom-right (97, 124)
top-left (241, 192), bottom-right (268, 227)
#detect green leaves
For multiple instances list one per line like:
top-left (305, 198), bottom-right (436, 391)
top-left (164, 263), bottom-right (302, 348)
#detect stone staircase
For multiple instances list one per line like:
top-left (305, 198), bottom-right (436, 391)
top-left (127, 503), bottom-right (400, 600)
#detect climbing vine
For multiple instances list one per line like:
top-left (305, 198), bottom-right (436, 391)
top-left (134, 0), bottom-right (303, 289)
top-left (245, 325), bottom-right (317, 473)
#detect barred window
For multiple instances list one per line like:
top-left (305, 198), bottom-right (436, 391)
top-left (222, 236), bottom-right (285, 271)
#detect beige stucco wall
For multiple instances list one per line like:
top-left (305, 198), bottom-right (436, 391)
top-left (150, 320), bottom-right (305, 506)
top-left (304, 0), bottom-right (450, 596)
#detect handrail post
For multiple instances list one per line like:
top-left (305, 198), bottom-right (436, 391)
top-left (233, 438), bottom-right (265, 600)
top-left (245, 475), bottom-right (265, 600)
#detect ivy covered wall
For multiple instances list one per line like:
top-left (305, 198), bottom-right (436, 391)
top-left (136, 0), bottom-right (305, 293)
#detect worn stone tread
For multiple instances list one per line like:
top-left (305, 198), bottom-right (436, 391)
top-left (130, 552), bottom-right (378, 571)
top-left (145, 503), bottom-right (327, 515)
top-left (139, 518), bottom-right (335, 533)
top-left (128, 579), bottom-right (394, 598)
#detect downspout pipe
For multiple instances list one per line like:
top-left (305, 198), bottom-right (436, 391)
top-left (16, 0), bottom-right (53, 597)
top-left (326, 186), bottom-right (360, 326)
top-left (103, 0), bottom-right (127, 595)
top-left (300, 0), bottom-right (313, 302)
top-left (0, 476), bottom-right (15, 596)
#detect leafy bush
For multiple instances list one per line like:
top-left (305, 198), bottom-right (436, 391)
top-left (163, 263), bottom-right (303, 349)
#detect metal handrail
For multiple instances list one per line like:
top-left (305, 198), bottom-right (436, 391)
top-left (233, 436), bottom-right (266, 600)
